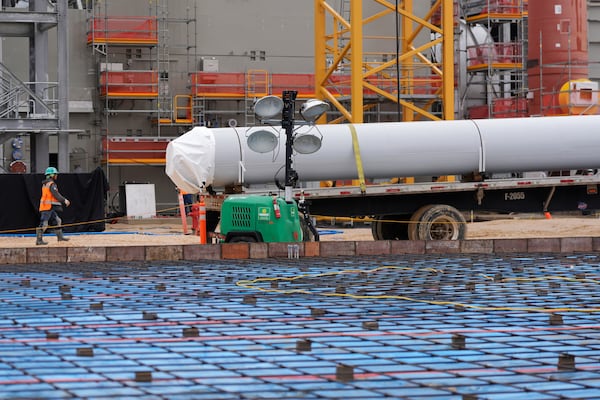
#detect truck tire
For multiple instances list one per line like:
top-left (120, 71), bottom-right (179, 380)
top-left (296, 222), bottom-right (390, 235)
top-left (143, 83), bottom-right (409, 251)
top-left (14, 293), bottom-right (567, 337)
top-left (371, 215), bottom-right (410, 240)
top-left (408, 205), bottom-right (467, 240)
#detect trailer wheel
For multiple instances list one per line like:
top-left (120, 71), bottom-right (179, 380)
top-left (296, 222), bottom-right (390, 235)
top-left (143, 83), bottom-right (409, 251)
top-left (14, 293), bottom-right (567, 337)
top-left (371, 215), bottom-right (410, 240)
top-left (408, 205), bottom-right (467, 240)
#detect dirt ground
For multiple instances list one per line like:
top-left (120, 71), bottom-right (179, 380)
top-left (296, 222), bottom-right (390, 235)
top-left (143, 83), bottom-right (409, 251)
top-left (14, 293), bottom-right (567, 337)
top-left (1, 214), bottom-right (600, 248)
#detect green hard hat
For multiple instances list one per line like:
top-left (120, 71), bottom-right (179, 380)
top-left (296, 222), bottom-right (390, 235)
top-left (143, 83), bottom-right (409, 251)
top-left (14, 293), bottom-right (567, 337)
top-left (45, 166), bottom-right (59, 176)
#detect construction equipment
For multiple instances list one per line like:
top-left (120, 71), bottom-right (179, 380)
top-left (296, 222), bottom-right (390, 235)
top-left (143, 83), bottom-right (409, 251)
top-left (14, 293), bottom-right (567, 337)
top-left (218, 195), bottom-right (303, 243)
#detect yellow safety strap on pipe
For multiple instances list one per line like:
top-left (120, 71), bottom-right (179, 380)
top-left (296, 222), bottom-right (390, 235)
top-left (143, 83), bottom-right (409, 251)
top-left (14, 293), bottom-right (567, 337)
top-left (349, 124), bottom-right (366, 194)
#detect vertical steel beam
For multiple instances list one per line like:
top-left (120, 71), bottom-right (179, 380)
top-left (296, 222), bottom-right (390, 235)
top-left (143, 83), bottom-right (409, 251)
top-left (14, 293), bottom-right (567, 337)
top-left (57, 0), bottom-right (70, 172)
top-left (350, 0), bottom-right (363, 123)
top-left (314, 0), bottom-right (327, 124)
top-left (31, 0), bottom-right (49, 172)
top-left (441, 0), bottom-right (454, 120)
top-left (402, 0), bottom-right (415, 121)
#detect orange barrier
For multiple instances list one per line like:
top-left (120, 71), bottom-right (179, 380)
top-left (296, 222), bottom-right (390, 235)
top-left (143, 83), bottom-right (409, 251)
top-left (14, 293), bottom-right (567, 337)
top-left (198, 198), bottom-right (207, 244)
top-left (189, 199), bottom-right (207, 243)
top-left (87, 16), bottom-right (158, 45)
top-left (99, 71), bottom-right (159, 98)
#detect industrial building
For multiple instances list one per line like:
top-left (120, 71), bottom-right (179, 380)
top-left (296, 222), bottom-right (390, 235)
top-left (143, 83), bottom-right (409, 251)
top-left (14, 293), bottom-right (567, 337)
top-left (1, 0), bottom-right (600, 216)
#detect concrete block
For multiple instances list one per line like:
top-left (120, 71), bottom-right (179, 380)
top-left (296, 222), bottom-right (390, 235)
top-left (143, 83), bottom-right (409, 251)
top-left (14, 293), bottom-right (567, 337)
top-left (0, 248), bottom-right (26, 264)
top-left (27, 247), bottom-right (67, 263)
top-left (267, 243), bottom-right (290, 258)
top-left (106, 246), bottom-right (145, 262)
top-left (425, 240), bottom-right (461, 254)
top-left (67, 247), bottom-right (106, 263)
top-left (461, 240), bottom-right (493, 254)
top-left (146, 246), bottom-right (183, 261)
top-left (493, 239), bottom-right (527, 253)
top-left (183, 244), bottom-right (221, 260)
top-left (222, 243), bottom-right (249, 259)
top-left (304, 242), bottom-right (320, 257)
top-left (527, 238), bottom-right (560, 253)
top-left (250, 242), bottom-right (268, 259)
top-left (320, 241), bottom-right (356, 257)
top-left (560, 237), bottom-right (593, 253)
top-left (357, 240), bottom-right (390, 255)
top-left (593, 237), bottom-right (600, 252)
top-left (390, 240), bottom-right (425, 254)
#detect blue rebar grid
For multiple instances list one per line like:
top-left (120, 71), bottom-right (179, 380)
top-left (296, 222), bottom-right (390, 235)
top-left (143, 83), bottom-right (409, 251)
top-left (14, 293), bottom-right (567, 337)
top-left (1, 254), bottom-right (600, 399)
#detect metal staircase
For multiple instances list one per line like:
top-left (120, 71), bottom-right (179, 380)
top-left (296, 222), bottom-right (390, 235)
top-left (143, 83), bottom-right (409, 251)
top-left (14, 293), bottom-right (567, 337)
top-left (0, 62), bottom-right (58, 141)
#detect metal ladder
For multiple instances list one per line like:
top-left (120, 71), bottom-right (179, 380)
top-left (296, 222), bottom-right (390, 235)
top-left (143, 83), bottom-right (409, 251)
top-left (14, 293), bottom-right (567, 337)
top-left (245, 69), bottom-right (269, 126)
top-left (156, 0), bottom-right (171, 129)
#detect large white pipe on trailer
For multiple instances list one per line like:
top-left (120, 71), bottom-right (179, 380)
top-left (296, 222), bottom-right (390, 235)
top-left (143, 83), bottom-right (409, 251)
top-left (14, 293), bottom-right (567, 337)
top-left (166, 115), bottom-right (600, 193)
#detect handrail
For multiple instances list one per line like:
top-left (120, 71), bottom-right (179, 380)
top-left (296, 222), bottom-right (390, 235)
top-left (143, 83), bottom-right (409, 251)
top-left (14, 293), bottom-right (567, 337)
top-left (0, 62), bottom-right (57, 119)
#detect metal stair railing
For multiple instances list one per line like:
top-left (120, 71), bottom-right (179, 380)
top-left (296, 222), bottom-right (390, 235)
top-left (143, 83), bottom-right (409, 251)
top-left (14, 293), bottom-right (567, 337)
top-left (0, 62), bottom-right (58, 120)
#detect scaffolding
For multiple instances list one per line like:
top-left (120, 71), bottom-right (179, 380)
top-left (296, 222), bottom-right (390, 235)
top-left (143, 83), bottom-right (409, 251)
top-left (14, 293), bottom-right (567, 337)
top-left (459, 0), bottom-right (528, 119)
top-left (86, 0), bottom-right (196, 168)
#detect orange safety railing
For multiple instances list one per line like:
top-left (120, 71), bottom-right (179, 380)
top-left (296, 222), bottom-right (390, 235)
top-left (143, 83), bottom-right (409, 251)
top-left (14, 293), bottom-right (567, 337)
top-left (492, 98), bottom-right (528, 118)
top-left (431, 2), bottom-right (460, 26)
top-left (271, 74), bottom-right (316, 98)
top-left (191, 72), bottom-right (246, 97)
top-left (102, 136), bottom-right (172, 165)
top-left (87, 16), bottom-right (158, 45)
top-left (468, 98), bottom-right (528, 119)
top-left (99, 71), bottom-right (159, 98)
top-left (326, 75), bottom-right (352, 97)
top-left (247, 70), bottom-right (269, 97)
top-left (190, 71), bottom-right (441, 99)
top-left (467, 42), bottom-right (522, 68)
top-left (483, 0), bottom-right (521, 14)
top-left (174, 95), bottom-right (193, 124)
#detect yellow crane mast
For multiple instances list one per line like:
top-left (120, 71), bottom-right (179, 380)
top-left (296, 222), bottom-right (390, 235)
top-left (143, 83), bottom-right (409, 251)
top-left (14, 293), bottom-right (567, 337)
top-left (314, 0), bottom-right (455, 123)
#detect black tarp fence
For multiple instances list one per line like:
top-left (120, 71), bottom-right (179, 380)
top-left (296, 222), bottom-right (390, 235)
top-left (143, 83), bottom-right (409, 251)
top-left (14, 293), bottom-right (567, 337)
top-left (0, 167), bottom-right (108, 234)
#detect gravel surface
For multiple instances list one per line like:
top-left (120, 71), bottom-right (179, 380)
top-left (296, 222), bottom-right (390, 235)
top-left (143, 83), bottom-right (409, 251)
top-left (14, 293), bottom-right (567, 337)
top-left (1, 215), bottom-right (599, 248)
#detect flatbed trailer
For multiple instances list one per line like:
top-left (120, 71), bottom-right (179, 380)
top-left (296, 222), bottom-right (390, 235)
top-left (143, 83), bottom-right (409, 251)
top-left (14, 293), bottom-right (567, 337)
top-left (204, 173), bottom-right (600, 240)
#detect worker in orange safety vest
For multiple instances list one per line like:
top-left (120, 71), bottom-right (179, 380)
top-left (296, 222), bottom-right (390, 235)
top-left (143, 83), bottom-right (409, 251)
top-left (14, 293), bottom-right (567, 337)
top-left (36, 167), bottom-right (71, 245)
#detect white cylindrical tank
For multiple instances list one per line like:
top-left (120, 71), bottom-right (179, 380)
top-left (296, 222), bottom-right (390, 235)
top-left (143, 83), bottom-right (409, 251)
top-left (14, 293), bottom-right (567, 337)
top-left (166, 115), bottom-right (600, 193)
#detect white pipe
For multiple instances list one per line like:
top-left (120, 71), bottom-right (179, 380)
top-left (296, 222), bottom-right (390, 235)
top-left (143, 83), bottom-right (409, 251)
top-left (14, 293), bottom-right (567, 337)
top-left (166, 115), bottom-right (600, 193)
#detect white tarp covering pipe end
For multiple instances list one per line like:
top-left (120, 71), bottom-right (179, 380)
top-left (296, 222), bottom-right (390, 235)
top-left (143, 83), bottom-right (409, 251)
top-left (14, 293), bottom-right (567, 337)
top-left (165, 127), bottom-right (215, 193)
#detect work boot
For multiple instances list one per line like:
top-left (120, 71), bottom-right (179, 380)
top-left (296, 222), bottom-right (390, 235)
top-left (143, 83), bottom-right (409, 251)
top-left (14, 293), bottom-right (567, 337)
top-left (56, 229), bottom-right (70, 242)
top-left (36, 228), bottom-right (48, 245)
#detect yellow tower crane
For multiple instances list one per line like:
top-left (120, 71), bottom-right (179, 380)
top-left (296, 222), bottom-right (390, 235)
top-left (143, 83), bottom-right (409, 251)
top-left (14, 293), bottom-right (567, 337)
top-left (314, 0), bottom-right (455, 123)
